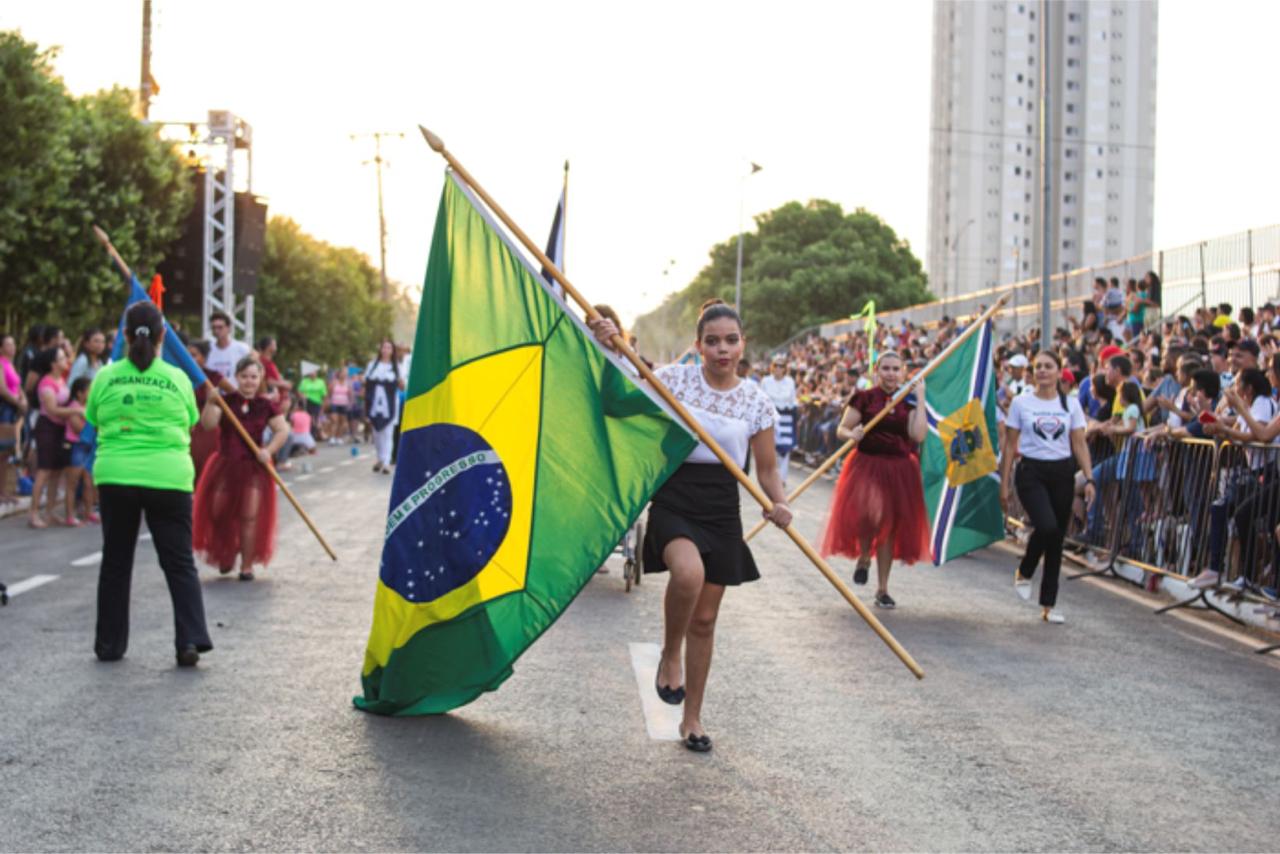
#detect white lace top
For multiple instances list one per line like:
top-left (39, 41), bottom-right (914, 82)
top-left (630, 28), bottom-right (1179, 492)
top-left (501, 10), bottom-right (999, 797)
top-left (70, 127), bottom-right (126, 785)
top-left (655, 364), bottom-right (775, 467)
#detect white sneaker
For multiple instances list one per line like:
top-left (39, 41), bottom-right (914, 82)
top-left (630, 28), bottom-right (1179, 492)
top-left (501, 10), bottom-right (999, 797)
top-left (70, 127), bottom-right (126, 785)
top-left (1014, 572), bottom-right (1032, 602)
top-left (1041, 608), bottom-right (1065, 624)
top-left (1187, 570), bottom-right (1220, 590)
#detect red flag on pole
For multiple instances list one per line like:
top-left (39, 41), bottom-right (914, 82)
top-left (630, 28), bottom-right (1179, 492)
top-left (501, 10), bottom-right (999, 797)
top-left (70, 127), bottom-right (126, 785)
top-left (149, 273), bottom-right (165, 311)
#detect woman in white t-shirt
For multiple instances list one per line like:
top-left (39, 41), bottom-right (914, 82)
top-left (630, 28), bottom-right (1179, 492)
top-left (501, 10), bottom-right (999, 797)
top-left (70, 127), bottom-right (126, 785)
top-left (999, 350), bottom-right (1096, 624)
top-left (589, 302), bottom-right (791, 754)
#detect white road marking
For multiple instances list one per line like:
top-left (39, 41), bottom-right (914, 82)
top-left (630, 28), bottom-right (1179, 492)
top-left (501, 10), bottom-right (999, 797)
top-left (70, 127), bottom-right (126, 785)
top-left (339, 458), bottom-right (356, 467)
top-left (319, 466), bottom-right (335, 473)
top-left (628, 642), bottom-right (681, 741)
top-left (296, 474), bottom-right (313, 482)
top-left (71, 552), bottom-right (101, 567)
top-left (7, 574), bottom-right (59, 597)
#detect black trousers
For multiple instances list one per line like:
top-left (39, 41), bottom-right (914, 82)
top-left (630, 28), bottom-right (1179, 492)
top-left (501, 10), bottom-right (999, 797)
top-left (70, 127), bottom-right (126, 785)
top-left (1015, 458), bottom-right (1076, 608)
top-left (96, 484), bottom-right (212, 660)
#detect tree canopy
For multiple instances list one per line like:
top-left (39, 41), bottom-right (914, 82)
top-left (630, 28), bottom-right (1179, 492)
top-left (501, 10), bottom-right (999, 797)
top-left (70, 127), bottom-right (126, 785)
top-left (253, 217), bottom-right (394, 367)
top-left (632, 199), bottom-right (930, 359)
top-left (0, 30), bottom-right (398, 366)
top-left (0, 32), bottom-right (192, 334)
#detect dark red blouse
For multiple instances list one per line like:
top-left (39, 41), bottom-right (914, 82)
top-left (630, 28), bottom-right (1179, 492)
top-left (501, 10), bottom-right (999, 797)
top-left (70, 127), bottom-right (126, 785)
top-left (847, 386), bottom-right (916, 458)
top-left (217, 392), bottom-right (279, 461)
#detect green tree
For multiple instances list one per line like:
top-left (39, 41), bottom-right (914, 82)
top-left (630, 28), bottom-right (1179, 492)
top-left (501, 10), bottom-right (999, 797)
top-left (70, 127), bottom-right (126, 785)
top-left (633, 199), bottom-right (930, 357)
top-left (253, 217), bottom-right (393, 368)
top-left (0, 31), bottom-right (192, 334)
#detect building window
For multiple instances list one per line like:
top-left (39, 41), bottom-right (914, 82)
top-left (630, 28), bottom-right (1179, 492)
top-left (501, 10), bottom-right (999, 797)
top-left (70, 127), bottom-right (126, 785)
top-left (1064, 217), bottom-right (1075, 227)
top-left (1066, 103), bottom-right (1076, 113)
top-left (1014, 165), bottom-right (1022, 175)
top-left (1064, 194), bottom-right (1076, 204)
top-left (1067, 58), bottom-right (1078, 68)
top-left (1064, 171), bottom-right (1075, 181)
top-left (1013, 212), bottom-right (1021, 222)
top-left (1068, 35), bottom-right (1078, 44)
top-left (1017, 73), bottom-right (1024, 82)
top-left (1096, 169), bottom-right (1103, 178)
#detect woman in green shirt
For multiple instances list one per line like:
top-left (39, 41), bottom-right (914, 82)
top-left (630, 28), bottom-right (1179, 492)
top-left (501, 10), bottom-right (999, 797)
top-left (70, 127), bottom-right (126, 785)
top-left (86, 302), bottom-right (212, 667)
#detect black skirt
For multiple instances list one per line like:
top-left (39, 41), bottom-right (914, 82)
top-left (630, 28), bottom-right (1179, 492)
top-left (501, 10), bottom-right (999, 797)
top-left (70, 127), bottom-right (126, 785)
top-left (34, 415), bottom-right (69, 471)
top-left (643, 463), bottom-right (760, 586)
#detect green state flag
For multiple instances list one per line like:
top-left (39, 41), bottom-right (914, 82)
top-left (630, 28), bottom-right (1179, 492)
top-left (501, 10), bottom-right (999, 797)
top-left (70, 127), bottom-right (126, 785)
top-left (355, 172), bottom-right (697, 716)
top-left (921, 320), bottom-right (1004, 564)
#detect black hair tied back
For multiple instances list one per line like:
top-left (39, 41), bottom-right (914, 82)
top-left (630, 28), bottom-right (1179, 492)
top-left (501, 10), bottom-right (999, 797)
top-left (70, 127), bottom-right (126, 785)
top-left (696, 302), bottom-right (742, 339)
top-left (125, 301), bottom-right (164, 372)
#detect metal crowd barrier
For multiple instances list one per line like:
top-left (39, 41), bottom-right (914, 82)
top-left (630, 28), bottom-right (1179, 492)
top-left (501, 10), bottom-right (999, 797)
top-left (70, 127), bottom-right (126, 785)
top-left (1014, 432), bottom-right (1280, 649)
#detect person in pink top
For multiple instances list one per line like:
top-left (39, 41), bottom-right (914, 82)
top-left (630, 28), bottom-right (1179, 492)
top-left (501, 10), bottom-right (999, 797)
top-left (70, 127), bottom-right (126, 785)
top-left (327, 369), bottom-right (354, 444)
top-left (0, 332), bottom-right (28, 506)
top-left (31, 346), bottom-right (78, 528)
top-left (63, 376), bottom-right (99, 525)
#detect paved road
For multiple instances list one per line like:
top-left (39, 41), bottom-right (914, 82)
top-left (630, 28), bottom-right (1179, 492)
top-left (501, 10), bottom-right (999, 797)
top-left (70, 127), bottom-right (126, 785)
top-left (2, 445), bottom-right (1278, 851)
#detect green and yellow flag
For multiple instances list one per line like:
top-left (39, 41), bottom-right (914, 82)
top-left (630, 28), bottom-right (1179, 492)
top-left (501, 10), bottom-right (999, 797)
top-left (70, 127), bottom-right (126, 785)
top-left (921, 320), bottom-right (1003, 564)
top-left (355, 172), bottom-right (697, 716)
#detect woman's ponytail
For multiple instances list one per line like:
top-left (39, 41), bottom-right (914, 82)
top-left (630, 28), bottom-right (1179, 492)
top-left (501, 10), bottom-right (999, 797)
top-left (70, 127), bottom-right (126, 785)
top-left (124, 302), bottom-right (164, 372)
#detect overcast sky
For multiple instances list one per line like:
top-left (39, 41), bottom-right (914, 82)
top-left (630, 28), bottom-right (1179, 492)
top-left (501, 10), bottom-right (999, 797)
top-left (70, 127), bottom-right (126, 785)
top-left (4, 0), bottom-right (1278, 326)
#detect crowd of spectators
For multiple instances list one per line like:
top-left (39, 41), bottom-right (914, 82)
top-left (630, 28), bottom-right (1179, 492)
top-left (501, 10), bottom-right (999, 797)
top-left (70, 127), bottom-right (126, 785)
top-left (747, 270), bottom-right (1280, 607)
top-left (0, 314), bottom-right (409, 527)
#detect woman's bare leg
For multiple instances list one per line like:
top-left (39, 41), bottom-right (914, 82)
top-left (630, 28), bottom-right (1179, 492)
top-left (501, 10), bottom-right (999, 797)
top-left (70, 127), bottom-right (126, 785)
top-left (659, 538), bottom-right (703, 691)
top-left (682, 582), bottom-right (726, 739)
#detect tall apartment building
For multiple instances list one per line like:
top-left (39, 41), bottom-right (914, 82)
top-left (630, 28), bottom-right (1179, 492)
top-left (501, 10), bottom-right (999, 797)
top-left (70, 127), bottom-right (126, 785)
top-left (926, 1), bottom-right (1158, 301)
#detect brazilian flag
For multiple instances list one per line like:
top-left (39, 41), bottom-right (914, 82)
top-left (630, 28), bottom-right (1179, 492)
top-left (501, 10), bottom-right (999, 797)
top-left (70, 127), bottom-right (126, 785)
top-left (921, 320), bottom-right (1004, 565)
top-left (355, 172), bottom-right (697, 716)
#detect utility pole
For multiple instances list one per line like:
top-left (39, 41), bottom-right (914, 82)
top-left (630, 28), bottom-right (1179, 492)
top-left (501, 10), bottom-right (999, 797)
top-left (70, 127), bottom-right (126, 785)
top-left (734, 162), bottom-right (763, 320)
top-left (352, 131), bottom-right (405, 302)
top-left (139, 0), bottom-right (154, 119)
top-left (1038, 0), bottom-right (1053, 343)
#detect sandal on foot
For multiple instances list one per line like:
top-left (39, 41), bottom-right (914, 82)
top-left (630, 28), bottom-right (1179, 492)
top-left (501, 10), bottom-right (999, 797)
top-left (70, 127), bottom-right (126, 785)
top-left (218, 565), bottom-right (235, 576)
top-left (679, 727), bottom-right (712, 753)
top-left (239, 571), bottom-right (255, 582)
top-left (853, 561), bottom-right (870, 586)
top-left (655, 673), bottom-right (685, 705)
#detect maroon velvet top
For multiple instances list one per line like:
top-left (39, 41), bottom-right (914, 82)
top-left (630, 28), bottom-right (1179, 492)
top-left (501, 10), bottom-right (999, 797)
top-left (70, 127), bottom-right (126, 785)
top-left (217, 392), bottom-right (279, 461)
top-left (847, 386), bottom-right (916, 458)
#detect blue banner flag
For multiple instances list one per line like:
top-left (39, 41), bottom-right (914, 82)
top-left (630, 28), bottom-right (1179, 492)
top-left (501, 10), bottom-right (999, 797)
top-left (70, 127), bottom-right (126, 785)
top-left (110, 275), bottom-right (208, 387)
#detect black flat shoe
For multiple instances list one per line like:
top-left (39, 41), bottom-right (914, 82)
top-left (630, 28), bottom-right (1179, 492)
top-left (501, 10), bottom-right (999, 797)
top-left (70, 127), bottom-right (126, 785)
top-left (853, 563), bottom-right (870, 586)
top-left (239, 571), bottom-right (255, 582)
top-left (679, 728), bottom-right (712, 753)
top-left (176, 645), bottom-right (200, 667)
top-left (655, 673), bottom-right (685, 705)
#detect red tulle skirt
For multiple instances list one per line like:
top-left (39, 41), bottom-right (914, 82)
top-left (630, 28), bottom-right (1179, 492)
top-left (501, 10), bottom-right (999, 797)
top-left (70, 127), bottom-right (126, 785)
top-left (190, 425), bottom-right (218, 484)
top-left (192, 451), bottom-right (279, 570)
top-left (820, 450), bottom-right (930, 565)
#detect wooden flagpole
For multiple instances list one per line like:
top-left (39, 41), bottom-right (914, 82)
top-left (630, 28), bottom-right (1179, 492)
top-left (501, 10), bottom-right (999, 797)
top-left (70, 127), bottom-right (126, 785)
top-left (92, 226), bottom-right (338, 562)
top-left (420, 126), bottom-right (923, 680)
top-left (743, 294), bottom-right (1011, 543)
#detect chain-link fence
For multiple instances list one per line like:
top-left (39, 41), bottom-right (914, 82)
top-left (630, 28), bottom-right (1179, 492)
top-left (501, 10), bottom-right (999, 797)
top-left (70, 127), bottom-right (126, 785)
top-left (819, 224), bottom-right (1280, 340)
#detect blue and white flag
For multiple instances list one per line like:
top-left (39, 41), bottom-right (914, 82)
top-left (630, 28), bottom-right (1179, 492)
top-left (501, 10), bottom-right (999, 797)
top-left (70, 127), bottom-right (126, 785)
top-left (541, 181), bottom-right (566, 298)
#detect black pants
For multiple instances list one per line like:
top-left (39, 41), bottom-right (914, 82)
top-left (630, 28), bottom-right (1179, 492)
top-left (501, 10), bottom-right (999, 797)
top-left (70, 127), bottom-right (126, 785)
top-left (1015, 458), bottom-right (1076, 608)
top-left (96, 485), bottom-right (212, 660)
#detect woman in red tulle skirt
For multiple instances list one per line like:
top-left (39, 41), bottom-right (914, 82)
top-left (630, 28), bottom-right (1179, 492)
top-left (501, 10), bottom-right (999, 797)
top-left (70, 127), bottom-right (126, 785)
top-left (193, 356), bottom-right (289, 580)
top-left (821, 351), bottom-right (930, 609)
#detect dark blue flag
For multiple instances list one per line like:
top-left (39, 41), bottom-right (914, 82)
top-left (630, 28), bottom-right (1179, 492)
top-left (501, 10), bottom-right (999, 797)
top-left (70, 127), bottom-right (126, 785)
top-left (110, 275), bottom-right (208, 387)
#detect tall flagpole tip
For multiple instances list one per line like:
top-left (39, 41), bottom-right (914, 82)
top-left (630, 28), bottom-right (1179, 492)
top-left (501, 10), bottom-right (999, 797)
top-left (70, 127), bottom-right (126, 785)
top-left (418, 125), bottom-right (445, 153)
top-left (563, 159), bottom-right (569, 173)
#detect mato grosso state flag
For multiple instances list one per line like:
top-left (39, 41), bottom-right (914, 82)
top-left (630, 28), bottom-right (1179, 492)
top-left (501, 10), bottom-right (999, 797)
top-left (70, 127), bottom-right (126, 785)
top-left (355, 172), bottom-right (698, 716)
top-left (921, 320), bottom-right (1003, 565)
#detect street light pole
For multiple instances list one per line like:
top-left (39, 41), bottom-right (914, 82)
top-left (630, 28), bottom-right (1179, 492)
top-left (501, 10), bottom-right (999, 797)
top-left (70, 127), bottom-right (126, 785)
top-left (950, 218), bottom-right (975, 305)
top-left (734, 162), bottom-right (762, 320)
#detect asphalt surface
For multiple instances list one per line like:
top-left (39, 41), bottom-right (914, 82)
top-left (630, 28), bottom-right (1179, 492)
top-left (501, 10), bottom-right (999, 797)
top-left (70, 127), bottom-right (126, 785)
top-left (2, 444), bottom-right (1278, 852)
